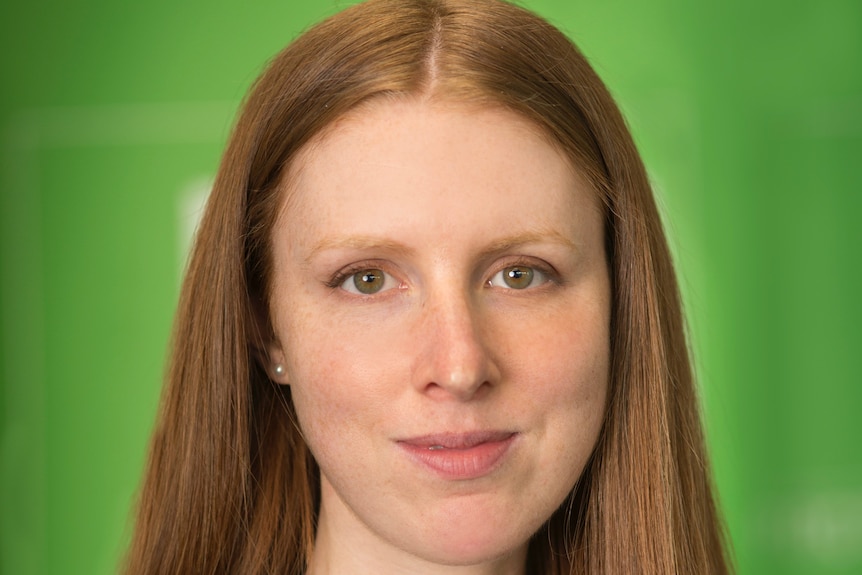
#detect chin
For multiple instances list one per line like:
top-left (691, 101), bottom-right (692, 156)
top-left (414, 541), bottom-right (526, 569)
top-left (400, 512), bottom-right (533, 568)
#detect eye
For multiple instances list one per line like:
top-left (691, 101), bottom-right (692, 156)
top-left (340, 268), bottom-right (394, 295)
top-left (488, 265), bottom-right (548, 290)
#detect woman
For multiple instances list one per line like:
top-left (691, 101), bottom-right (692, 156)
top-left (124, 0), bottom-right (732, 573)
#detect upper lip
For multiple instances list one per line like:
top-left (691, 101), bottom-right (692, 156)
top-left (398, 430), bottom-right (516, 449)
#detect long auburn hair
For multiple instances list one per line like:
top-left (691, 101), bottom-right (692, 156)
top-left (124, 0), bottom-right (732, 573)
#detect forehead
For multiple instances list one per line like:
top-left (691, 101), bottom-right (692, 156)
top-left (284, 98), bottom-right (586, 196)
top-left (273, 98), bottom-right (601, 255)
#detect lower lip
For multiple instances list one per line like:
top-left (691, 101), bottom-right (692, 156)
top-left (398, 434), bottom-right (517, 480)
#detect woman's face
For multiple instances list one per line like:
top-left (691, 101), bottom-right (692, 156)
top-left (268, 99), bottom-right (610, 573)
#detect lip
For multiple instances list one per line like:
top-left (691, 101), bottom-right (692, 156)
top-left (397, 431), bottom-right (517, 480)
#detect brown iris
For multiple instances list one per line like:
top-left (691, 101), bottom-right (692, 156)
top-left (353, 269), bottom-right (386, 294)
top-left (502, 266), bottom-right (534, 289)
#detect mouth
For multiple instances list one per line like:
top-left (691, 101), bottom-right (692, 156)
top-left (397, 431), bottom-right (517, 480)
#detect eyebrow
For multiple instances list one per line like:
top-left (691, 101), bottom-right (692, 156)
top-left (304, 235), bottom-right (416, 265)
top-left (304, 227), bottom-right (577, 265)
top-left (475, 229), bottom-right (578, 260)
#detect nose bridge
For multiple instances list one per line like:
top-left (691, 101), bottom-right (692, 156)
top-left (414, 281), bottom-right (495, 399)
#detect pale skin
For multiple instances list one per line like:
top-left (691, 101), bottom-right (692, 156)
top-left (268, 98), bottom-right (611, 574)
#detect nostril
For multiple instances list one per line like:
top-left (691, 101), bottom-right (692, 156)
top-left (423, 377), bottom-right (493, 402)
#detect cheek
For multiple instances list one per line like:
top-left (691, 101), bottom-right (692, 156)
top-left (500, 305), bottom-right (610, 464)
top-left (495, 294), bottom-right (610, 393)
top-left (524, 339), bottom-right (608, 433)
top-left (281, 308), bottom-right (407, 444)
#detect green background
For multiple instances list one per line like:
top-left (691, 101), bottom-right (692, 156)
top-left (1, 1), bottom-right (859, 573)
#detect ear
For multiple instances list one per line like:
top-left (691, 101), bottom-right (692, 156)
top-left (266, 341), bottom-right (290, 385)
top-left (248, 293), bottom-right (290, 385)
top-left (248, 289), bottom-right (290, 385)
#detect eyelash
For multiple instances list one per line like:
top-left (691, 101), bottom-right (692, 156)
top-left (324, 258), bottom-right (560, 293)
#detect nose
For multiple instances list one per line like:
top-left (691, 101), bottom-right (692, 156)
top-left (410, 287), bottom-right (499, 401)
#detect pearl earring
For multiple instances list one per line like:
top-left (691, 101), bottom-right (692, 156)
top-left (274, 364), bottom-right (285, 376)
